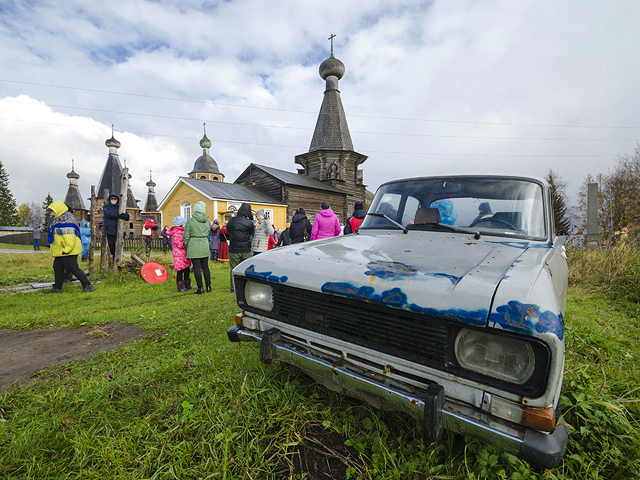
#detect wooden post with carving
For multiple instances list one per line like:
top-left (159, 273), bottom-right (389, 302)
top-left (114, 167), bottom-right (129, 271)
top-left (89, 185), bottom-right (96, 276)
top-left (100, 189), bottom-right (109, 272)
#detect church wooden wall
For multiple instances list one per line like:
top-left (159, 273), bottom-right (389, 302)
top-left (284, 187), bottom-right (347, 225)
top-left (235, 169), bottom-right (283, 202)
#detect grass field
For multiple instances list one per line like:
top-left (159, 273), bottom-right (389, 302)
top-left (1, 247), bottom-right (639, 479)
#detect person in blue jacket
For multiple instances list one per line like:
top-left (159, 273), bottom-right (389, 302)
top-left (80, 220), bottom-right (91, 261)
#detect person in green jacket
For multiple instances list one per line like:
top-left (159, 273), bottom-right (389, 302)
top-left (183, 201), bottom-right (212, 294)
top-left (44, 201), bottom-right (95, 294)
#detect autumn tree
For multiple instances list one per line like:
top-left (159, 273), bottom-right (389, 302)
top-left (0, 159), bottom-right (18, 226)
top-left (575, 144), bottom-right (640, 240)
top-left (16, 203), bottom-right (33, 226)
top-left (546, 169), bottom-right (572, 235)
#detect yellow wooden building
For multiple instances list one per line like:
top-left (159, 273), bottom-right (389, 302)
top-left (158, 127), bottom-right (287, 229)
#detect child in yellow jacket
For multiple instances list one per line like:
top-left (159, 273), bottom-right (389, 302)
top-left (44, 201), bottom-right (95, 293)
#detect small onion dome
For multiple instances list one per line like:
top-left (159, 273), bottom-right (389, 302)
top-left (200, 133), bottom-right (212, 149)
top-left (319, 54), bottom-right (345, 80)
top-left (146, 178), bottom-right (156, 187)
top-left (105, 135), bottom-right (121, 148)
top-left (67, 169), bottom-right (80, 180)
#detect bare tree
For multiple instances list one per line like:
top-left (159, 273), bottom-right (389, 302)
top-left (574, 144), bottom-right (640, 240)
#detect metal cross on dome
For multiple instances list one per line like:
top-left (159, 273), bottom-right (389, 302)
top-left (328, 33), bottom-right (336, 55)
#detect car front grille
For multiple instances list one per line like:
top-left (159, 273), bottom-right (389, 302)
top-left (264, 284), bottom-right (454, 370)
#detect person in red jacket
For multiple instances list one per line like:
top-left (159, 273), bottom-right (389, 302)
top-left (344, 201), bottom-right (366, 234)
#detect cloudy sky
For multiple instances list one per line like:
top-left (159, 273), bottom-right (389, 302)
top-left (1, 0), bottom-right (639, 212)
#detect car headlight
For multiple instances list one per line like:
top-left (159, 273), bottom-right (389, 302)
top-left (454, 329), bottom-right (535, 384)
top-left (244, 281), bottom-right (274, 312)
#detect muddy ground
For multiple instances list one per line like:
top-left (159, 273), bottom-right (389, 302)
top-left (0, 323), bottom-right (364, 478)
top-left (0, 323), bottom-right (148, 392)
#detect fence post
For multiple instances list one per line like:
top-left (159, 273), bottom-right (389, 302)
top-left (114, 167), bottom-right (129, 271)
top-left (89, 185), bottom-right (96, 276)
top-left (100, 189), bottom-right (109, 272)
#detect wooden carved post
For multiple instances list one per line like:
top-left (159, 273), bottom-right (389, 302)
top-left (89, 185), bottom-right (96, 276)
top-left (100, 189), bottom-right (109, 272)
top-left (114, 167), bottom-right (129, 271)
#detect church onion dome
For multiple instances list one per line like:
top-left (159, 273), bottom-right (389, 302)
top-left (105, 135), bottom-right (121, 148)
top-left (67, 168), bottom-right (80, 180)
top-left (146, 170), bottom-right (156, 187)
top-left (200, 133), bottom-right (212, 149)
top-left (319, 54), bottom-right (345, 80)
top-left (189, 153), bottom-right (221, 175)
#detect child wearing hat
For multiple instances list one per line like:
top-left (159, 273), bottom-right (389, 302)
top-left (167, 216), bottom-right (192, 292)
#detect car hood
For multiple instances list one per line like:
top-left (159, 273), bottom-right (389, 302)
top-left (236, 231), bottom-right (532, 327)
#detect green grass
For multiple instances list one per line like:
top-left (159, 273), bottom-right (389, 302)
top-left (0, 243), bottom-right (49, 250)
top-left (1, 252), bottom-right (639, 478)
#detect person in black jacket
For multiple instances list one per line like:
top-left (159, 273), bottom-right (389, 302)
top-left (275, 223), bottom-right (292, 247)
top-left (290, 207), bottom-right (312, 244)
top-left (227, 202), bottom-right (255, 292)
top-left (103, 193), bottom-right (130, 259)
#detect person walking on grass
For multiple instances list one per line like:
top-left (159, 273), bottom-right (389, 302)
top-left (142, 218), bottom-right (159, 255)
top-left (227, 203), bottom-right (254, 293)
top-left (167, 216), bottom-right (191, 292)
top-left (310, 201), bottom-right (341, 240)
top-left (44, 201), bottom-right (95, 294)
top-left (183, 201), bottom-right (212, 294)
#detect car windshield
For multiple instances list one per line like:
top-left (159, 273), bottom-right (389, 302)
top-left (360, 177), bottom-right (547, 240)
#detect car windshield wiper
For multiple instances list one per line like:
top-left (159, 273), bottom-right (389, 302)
top-left (366, 213), bottom-right (408, 234)
top-left (410, 222), bottom-right (481, 239)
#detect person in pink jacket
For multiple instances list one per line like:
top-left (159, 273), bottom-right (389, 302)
top-left (167, 216), bottom-right (192, 292)
top-left (310, 201), bottom-right (342, 240)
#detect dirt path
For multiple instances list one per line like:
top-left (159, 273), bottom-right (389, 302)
top-left (0, 323), bottom-right (148, 392)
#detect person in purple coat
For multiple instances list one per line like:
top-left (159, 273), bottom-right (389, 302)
top-left (209, 219), bottom-right (221, 261)
top-left (310, 201), bottom-right (341, 240)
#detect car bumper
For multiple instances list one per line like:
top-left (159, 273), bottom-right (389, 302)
top-left (228, 324), bottom-right (568, 470)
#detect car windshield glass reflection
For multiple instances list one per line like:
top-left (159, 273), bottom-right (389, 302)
top-left (360, 177), bottom-right (546, 240)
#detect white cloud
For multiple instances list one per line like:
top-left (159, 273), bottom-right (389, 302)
top-left (1, 0), bottom-right (639, 211)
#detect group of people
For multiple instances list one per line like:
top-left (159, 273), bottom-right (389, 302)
top-left (40, 195), bottom-right (368, 296)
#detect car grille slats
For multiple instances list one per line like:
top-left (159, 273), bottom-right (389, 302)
top-left (271, 288), bottom-right (451, 368)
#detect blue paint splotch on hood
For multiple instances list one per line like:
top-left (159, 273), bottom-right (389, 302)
top-left (321, 281), bottom-right (487, 327)
top-left (365, 261), bottom-right (461, 285)
top-left (365, 261), bottom-right (417, 279)
top-left (244, 265), bottom-right (288, 284)
top-left (490, 301), bottom-right (564, 340)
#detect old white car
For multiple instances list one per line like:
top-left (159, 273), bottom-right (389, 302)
top-left (228, 175), bottom-right (569, 469)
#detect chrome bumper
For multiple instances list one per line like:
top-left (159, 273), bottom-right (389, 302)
top-left (228, 324), bottom-right (568, 470)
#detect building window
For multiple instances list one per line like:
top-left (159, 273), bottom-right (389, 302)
top-left (181, 202), bottom-right (192, 220)
top-left (264, 209), bottom-right (273, 222)
top-left (200, 175), bottom-right (206, 179)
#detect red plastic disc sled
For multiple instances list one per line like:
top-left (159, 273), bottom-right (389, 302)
top-left (140, 262), bottom-right (168, 283)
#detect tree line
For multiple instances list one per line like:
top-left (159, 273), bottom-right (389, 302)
top-left (0, 159), bottom-right (53, 228)
top-left (3, 145), bottom-right (639, 240)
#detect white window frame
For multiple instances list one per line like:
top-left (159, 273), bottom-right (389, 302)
top-left (181, 202), bottom-right (192, 220)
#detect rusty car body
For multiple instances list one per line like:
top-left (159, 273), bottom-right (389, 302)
top-left (228, 175), bottom-right (569, 469)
